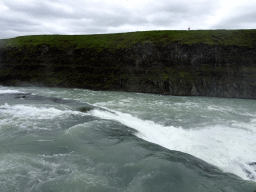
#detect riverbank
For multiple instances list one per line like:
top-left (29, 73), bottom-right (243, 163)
top-left (1, 30), bottom-right (256, 99)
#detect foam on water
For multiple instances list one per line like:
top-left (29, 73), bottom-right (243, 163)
top-left (0, 89), bottom-right (21, 94)
top-left (0, 103), bottom-right (87, 120)
top-left (0, 153), bottom-right (77, 191)
top-left (0, 103), bottom-right (90, 135)
top-left (90, 109), bottom-right (256, 181)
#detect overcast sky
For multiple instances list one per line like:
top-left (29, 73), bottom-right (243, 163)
top-left (0, 0), bottom-right (256, 39)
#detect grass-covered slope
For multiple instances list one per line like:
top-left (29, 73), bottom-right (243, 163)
top-left (1, 29), bottom-right (256, 49)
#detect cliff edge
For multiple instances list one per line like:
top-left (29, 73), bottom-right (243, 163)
top-left (0, 30), bottom-right (256, 99)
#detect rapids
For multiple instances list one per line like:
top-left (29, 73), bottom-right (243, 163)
top-left (0, 86), bottom-right (256, 191)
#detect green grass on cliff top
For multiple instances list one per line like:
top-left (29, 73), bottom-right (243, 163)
top-left (0, 29), bottom-right (256, 49)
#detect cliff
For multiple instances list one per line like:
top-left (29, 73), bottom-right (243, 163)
top-left (0, 30), bottom-right (256, 99)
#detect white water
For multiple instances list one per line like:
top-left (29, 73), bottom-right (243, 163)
top-left (0, 89), bottom-right (21, 94)
top-left (90, 109), bottom-right (256, 181)
top-left (0, 103), bottom-right (86, 120)
top-left (1, 86), bottom-right (256, 188)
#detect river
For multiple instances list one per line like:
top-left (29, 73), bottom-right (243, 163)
top-left (0, 86), bottom-right (256, 192)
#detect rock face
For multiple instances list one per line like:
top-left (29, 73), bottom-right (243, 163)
top-left (122, 43), bottom-right (256, 98)
top-left (0, 31), bottom-right (256, 99)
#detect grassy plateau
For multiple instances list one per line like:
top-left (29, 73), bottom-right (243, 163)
top-left (1, 29), bottom-right (256, 50)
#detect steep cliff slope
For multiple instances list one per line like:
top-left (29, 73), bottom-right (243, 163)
top-left (0, 30), bottom-right (256, 99)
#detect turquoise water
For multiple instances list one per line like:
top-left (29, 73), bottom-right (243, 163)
top-left (0, 86), bottom-right (256, 191)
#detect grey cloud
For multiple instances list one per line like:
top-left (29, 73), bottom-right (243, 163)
top-left (156, 0), bottom-right (218, 16)
top-left (144, 0), bottom-right (220, 29)
top-left (0, 12), bottom-right (41, 39)
top-left (0, 0), bottom-right (256, 39)
top-left (3, 0), bottom-right (76, 19)
top-left (66, 23), bottom-right (108, 35)
top-left (64, 2), bottom-right (147, 29)
top-left (212, 11), bottom-right (256, 29)
top-left (157, 2), bottom-right (190, 14)
top-left (149, 16), bottom-right (179, 27)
